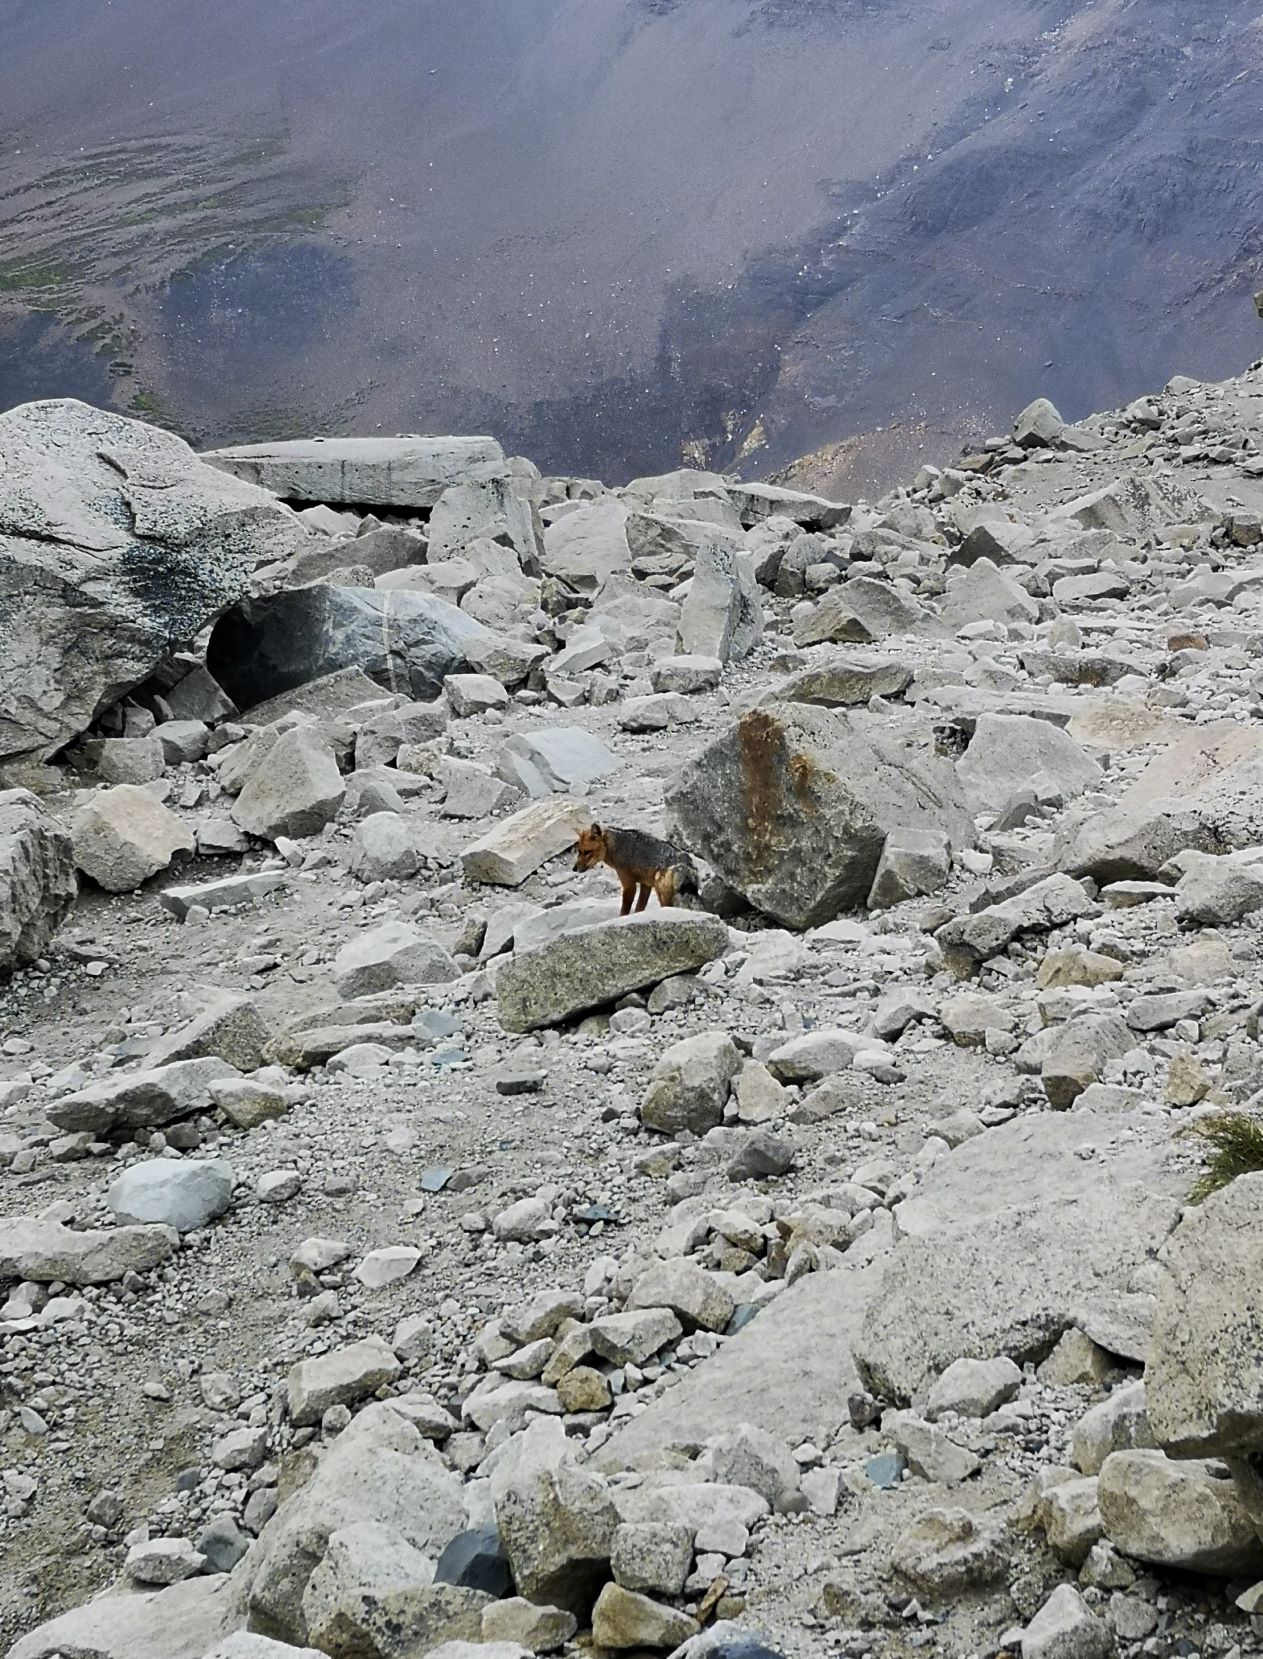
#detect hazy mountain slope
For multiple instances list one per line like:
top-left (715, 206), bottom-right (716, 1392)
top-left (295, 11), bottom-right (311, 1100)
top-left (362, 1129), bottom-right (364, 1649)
top-left (1, 0), bottom-right (1260, 490)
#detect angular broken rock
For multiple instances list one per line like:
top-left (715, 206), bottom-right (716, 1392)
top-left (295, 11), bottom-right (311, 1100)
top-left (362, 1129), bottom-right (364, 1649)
top-left (1174, 854), bottom-right (1263, 928)
top-left (491, 1416), bottom-right (620, 1615)
top-left (1, 398), bottom-right (303, 763)
top-left (1041, 1012), bottom-right (1133, 1110)
top-left (496, 727), bottom-right (618, 797)
top-left (1021, 1585), bottom-right (1110, 1659)
top-left (0, 788), bottom-right (76, 973)
top-left (676, 537), bottom-right (763, 663)
top-left (1056, 725), bottom-right (1263, 881)
top-left (665, 704), bottom-right (972, 929)
top-left (890, 1507), bottom-right (1008, 1597)
top-left (145, 993), bottom-right (271, 1071)
top-left (793, 576), bottom-right (924, 647)
top-left (247, 1403), bottom-right (466, 1641)
top-left (47, 1057), bottom-right (239, 1135)
top-left (1145, 1172), bottom-right (1263, 1459)
top-left (867, 828), bottom-right (951, 910)
top-left (852, 1111), bottom-right (1181, 1401)
top-left (334, 921), bottom-right (459, 998)
top-left (0, 1213), bottom-right (177, 1284)
top-left (208, 584), bottom-right (489, 710)
top-left (956, 713), bottom-right (1102, 817)
top-left (640, 1029), bottom-right (742, 1136)
top-left (771, 652), bottom-right (913, 709)
top-left (1097, 1449), bottom-right (1263, 1577)
top-left (461, 798), bottom-right (589, 887)
top-left (936, 873), bottom-right (1094, 976)
top-left (302, 1522), bottom-right (485, 1657)
top-left (287, 1336), bottom-right (403, 1426)
top-left (495, 911), bottom-right (730, 1031)
top-left (591, 1583), bottom-right (698, 1651)
top-left (73, 785), bottom-right (195, 893)
top-left (232, 727), bottom-right (345, 841)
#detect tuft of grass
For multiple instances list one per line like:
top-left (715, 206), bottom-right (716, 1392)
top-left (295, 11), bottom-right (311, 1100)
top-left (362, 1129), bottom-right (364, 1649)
top-left (0, 258), bottom-right (70, 291)
top-left (1182, 1111), bottom-right (1263, 1203)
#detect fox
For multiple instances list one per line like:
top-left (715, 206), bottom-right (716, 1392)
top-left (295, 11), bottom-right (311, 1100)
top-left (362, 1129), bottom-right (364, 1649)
top-left (573, 823), bottom-right (700, 916)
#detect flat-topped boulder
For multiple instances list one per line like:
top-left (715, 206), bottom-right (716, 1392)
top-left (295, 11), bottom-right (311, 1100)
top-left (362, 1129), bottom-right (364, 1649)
top-left (200, 434), bottom-right (507, 508)
top-left (496, 911), bottom-right (730, 1031)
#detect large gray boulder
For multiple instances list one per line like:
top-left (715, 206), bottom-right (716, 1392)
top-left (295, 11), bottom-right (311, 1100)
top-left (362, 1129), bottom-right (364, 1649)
top-left (206, 584), bottom-right (490, 711)
top-left (665, 705), bottom-right (973, 929)
top-left (107, 1156), bottom-right (235, 1233)
top-left (956, 714), bottom-right (1102, 816)
top-left (1145, 1173), bottom-right (1263, 1460)
top-left (201, 434), bottom-right (506, 508)
top-left (852, 1111), bottom-right (1183, 1402)
top-left (7, 1573), bottom-right (241, 1659)
top-left (1097, 1449), bottom-right (1263, 1577)
top-left (0, 788), bottom-right (76, 973)
top-left (495, 911), bottom-right (730, 1031)
top-left (1, 399), bottom-right (302, 763)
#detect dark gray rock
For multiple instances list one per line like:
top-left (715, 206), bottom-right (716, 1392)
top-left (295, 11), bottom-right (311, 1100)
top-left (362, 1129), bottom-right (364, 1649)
top-left (207, 583), bottom-right (490, 710)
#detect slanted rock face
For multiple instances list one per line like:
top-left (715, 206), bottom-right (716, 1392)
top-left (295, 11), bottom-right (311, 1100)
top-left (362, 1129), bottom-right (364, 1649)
top-left (1145, 1173), bottom-right (1263, 1460)
top-left (0, 398), bottom-right (304, 762)
top-left (206, 584), bottom-right (490, 711)
top-left (0, 787), bottom-right (76, 973)
top-left (665, 705), bottom-right (973, 929)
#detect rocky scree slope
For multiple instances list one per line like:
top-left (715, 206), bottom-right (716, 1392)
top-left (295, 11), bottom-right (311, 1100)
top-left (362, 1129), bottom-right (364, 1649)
top-left (2, 374), bottom-right (1263, 1659)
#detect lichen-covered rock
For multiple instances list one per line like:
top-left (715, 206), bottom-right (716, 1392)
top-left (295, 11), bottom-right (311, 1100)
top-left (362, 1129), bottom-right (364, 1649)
top-left (1, 398), bottom-right (303, 763)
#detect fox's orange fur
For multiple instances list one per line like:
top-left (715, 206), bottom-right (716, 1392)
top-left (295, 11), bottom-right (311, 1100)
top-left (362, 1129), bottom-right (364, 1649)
top-left (574, 823), bottom-right (699, 916)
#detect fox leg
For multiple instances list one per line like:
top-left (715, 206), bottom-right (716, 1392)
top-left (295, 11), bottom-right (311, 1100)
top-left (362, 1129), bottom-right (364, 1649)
top-left (618, 873), bottom-right (636, 916)
top-left (655, 871), bottom-right (678, 908)
top-left (634, 884), bottom-right (652, 912)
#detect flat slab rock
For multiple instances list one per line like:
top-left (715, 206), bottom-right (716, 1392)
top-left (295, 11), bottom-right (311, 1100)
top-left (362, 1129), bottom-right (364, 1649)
top-left (852, 1110), bottom-right (1184, 1402)
top-left (0, 1214), bottom-right (178, 1284)
top-left (597, 1229), bottom-right (892, 1469)
top-left (495, 911), bottom-right (730, 1031)
top-left (8, 1572), bottom-right (243, 1659)
top-left (201, 434), bottom-right (507, 508)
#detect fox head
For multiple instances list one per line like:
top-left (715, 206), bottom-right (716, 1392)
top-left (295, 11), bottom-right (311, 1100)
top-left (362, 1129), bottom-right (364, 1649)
top-left (574, 823), bottom-right (606, 871)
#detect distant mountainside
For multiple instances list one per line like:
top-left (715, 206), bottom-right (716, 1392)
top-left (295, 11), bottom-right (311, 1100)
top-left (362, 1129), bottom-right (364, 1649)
top-left (2, 0), bottom-right (1261, 492)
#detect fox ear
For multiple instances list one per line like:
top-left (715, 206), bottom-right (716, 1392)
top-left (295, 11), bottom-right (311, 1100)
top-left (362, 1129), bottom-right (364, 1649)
top-left (588, 821), bottom-right (601, 836)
